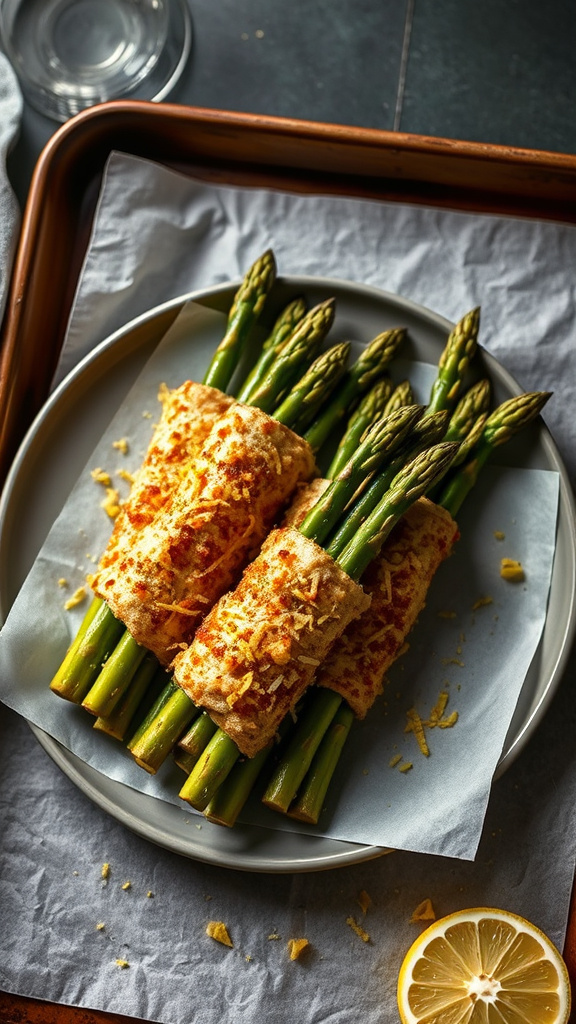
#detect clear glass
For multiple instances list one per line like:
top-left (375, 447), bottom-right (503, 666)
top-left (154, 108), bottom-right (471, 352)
top-left (0, 0), bottom-right (192, 122)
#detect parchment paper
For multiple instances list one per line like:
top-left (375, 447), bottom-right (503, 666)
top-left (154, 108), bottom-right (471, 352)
top-left (1, 152), bottom-right (576, 1024)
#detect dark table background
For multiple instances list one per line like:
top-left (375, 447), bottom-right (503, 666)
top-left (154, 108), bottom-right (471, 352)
top-left (7, 0), bottom-right (576, 208)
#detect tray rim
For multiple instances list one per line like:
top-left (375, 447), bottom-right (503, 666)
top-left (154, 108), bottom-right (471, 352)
top-left (2, 273), bottom-right (575, 873)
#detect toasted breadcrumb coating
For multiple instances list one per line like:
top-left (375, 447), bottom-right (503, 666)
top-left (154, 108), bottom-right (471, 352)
top-left (92, 403), bottom-right (316, 665)
top-left (94, 381), bottom-right (234, 581)
top-left (316, 499), bottom-right (458, 717)
top-left (173, 526), bottom-right (370, 756)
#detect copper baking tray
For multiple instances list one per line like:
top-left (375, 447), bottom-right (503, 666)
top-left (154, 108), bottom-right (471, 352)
top-left (1, 102), bottom-right (576, 996)
top-left (1, 100), bottom-right (576, 488)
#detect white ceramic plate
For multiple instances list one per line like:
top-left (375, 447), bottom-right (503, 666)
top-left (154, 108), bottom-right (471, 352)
top-left (1, 277), bottom-right (575, 872)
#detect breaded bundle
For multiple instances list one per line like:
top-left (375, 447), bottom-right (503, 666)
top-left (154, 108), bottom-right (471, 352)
top-left (97, 381), bottom-right (235, 576)
top-left (317, 499), bottom-right (459, 716)
top-left (173, 526), bottom-right (371, 756)
top-left (91, 404), bottom-right (316, 665)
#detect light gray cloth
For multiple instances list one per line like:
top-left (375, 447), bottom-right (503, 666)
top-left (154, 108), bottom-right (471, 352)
top-left (0, 52), bottom-right (22, 322)
top-left (1, 152), bottom-right (576, 1023)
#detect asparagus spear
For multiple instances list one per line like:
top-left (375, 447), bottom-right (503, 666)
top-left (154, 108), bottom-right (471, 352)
top-left (303, 327), bottom-right (406, 453)
top-left (426, 307), bottom-right (480, 416)
top-left (324, 410), bottom-right (449, 559)
top-left (203, 249), bottom-right (277, 390)
top-left (444, 378), bottom-right (491, 442)
top-left (235, 296), bottom-right (307, 402)
top-left (93, 657), bottom-right (166, 741)
top-left (245, 298), bottom-right (335, 413)
top-left (326, 378), bottom-right (394, 479)
top-left (280, 390), bottom-right (552, 823)
top-left (272, 342), bottom-right (351, 432)
top-left (382, 379), bottom-right (414, 416)
top-left (50, 599), bottom-right (124, 703)
top-left (287, 703), bottom-right (355, 823)
top-left (181, 441), bottom-right (458, 812)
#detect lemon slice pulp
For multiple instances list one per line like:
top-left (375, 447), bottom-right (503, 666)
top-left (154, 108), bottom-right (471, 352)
top-left (397, 907), bottom-right (571, 1024)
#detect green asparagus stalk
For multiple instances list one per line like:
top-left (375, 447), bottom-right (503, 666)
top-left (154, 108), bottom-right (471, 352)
top-left (203, 249), bottom-right (277, 390)
top-left (173, 712), bottom-right (218, 775)
top-left (244, 298), bottom-right (335, 413)
top-left (82, 631), bottom-right (147, 718)
top-left (326, 378), bottom-right (394, 478)
top-left (272, 342), bottom-right (351, 432)
top-left (93, 657), bottom-right (166, 741)
top-left (178, 711), bottom-right (218, 757)
top-left (444, 378), bottom-right (491, 442)
top-left (235, 297), bottom-right (307, 402)
top-left (426, 307), bottom-right (480, 416)
top-left (382, 379), bottom-right (414, 416)
top-left (438, 390), bottom-right (552, 517)
top-left (50, 599), bottom-right (124, 703)
top-left (287, 703), bottom-right (355, 823)
top-left (303, 327), bottom-right (406, 453)
top-left (130, 685), bottom-right (198, 774)
top-left (203, 743), bottom-right (274, 827)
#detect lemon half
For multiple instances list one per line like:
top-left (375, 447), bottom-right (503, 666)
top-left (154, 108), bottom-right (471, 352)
top-left (397, 907), bottom-right (571, 1024)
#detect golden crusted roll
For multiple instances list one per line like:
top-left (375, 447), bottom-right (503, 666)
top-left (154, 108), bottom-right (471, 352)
top-left (96, 381), bottom-right (235, 577)
top-left (91, 404), bottom-right (316, 665)
top-left (173, 526), bottom-right (371, 757)
top-left (317, 498), bottom-right (459, 717)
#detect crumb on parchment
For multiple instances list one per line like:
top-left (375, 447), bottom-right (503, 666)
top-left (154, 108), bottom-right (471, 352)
top-left (96, 922), bottom-right (105, 931)
top-left (101, 487), bottom-right (122, 519)
top-left (112, 437), bottom-right (129, 454)
top-left (410, 898), bottom-right (436, 923)
top-left (64, 586), bottom-right (87, 610)
top-left (357, 889), bottom-right (373, 914)
top-left (287, 938), bottom-right (310, 960)
top-left (494, 530), bottom-right (505, 540)
top-left (472, 595), bottom-right (493, 611)
top-left (122, 881), bottom-right (131, 891)
top-left (101, 862), bottom-right (110, 881)
top-left (206, 921), bottom-right (233, 947)
top-left (115, 959), bottom-right (129, 969)
top-left (346, 916), bottom-right (371, 943)
top-left (91, 467), bottom-right (111, 486)
top-left (500, 557), bottom-right (525, 582)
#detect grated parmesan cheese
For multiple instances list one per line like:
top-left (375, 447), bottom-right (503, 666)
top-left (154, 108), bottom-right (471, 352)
top-left (410, 898), bottom-right (436, 923)
top-left (500, 557), bottom-right (525, 582)
top-left (287, 938), bottom-right (310, 960)
top-left (346, 916), bottom-right (370, 943)
top-left (64, 586), bottom-right (87, 610)
top-left (206, 921), bottom-right (233, 947)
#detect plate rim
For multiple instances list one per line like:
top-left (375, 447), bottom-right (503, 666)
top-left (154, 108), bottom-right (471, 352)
top-left (3, 273), bottom-right (576, 872)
